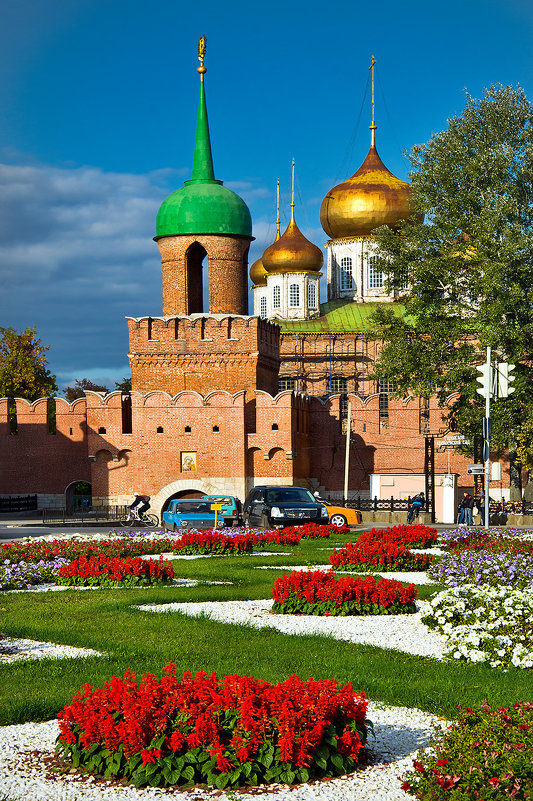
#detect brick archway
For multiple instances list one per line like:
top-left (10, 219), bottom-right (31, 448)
top-left (151, 478), bottom-right (232, 517)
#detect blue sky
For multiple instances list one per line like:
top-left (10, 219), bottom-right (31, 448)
top-left (1, 0), bottom-right (533, 391)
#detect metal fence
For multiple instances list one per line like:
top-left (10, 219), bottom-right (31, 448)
top-left (0, 495), bottom-right (38, 513)
top-left (42, 505), bottom-right (129, 525)
top-left (329, 496), bottom-right (412, 513)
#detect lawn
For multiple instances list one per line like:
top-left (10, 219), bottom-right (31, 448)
top-left (0, 526), bottom-right (532, 729)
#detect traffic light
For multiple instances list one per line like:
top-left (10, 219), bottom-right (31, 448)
top-left (498, 362), bottom-right (516, 398)
top-left (476, 362), bottom-right (492, 398)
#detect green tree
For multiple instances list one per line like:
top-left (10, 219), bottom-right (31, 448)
top-left (369, 85), bottom-right (533, 497)
top-left (114, 376), bottom-right (131, 393)
top-left (0, 326), bottom-right (57, 400)
top-left (64, 378), bottom-right (109, 402)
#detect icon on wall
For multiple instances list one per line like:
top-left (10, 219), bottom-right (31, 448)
top-left (181, 452), bottom-right (197, 472)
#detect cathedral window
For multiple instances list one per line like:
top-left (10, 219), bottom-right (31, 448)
top-left (368, 256), bottom-right (384, 288)
top-left (278, 376), bottom-right (296, 392)
top-left (289, 284), bottom-right (300, 307)
top-left (340, 257), bottom-right (354, 290)
top-left (307, 282), bottom-right (317, 308)
top-left (378, 379), bottom-right (396, 430)
top-left (272, 285), bottom-right (281, 309)
top-left (260, 296), bottom-right (267, 318)
top-left (330, 375), bottom-right (347, 394)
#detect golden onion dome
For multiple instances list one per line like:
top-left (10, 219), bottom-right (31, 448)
top-left (263, 209), bottom-right (323, 275)
top-left (320, 143), bottom-right (415, 239)
top-left (250, 255), bottom-right (267, 287)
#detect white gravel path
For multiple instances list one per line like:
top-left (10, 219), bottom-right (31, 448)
top-left (136, 599), bottom-right (447, 660)
top-left (0, 638), bottom-right (102, 663)
top-left (0, 702), bottom-right (444, 801)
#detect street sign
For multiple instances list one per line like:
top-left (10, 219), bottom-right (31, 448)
top-left (467, 464), bottom-right (484, 475)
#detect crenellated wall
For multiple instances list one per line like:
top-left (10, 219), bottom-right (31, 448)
top-left (128, 315), bottom-right (280, 396)
top-left (0, 396), bottom-right (90, 497)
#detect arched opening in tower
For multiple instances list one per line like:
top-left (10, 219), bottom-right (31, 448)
top-left (186, 242), bottom-right (208, 313)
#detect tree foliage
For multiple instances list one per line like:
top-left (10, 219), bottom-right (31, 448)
top-left (370, 85), bottom-right (533, 469)
top-left (64, 379), bottom-right (110, 402)
top-left (0, 326), bottom-right (57, 400)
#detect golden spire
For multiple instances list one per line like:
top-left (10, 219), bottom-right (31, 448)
top-left (276, 178), bottom-right (281, 240)
top-left (197, 34), bottom-right (207, 81)
top-left (369, 54), bottom-right (377, 147)
top-left (290, 157), bottom-right (295, 222)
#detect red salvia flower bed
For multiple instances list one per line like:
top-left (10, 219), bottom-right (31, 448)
top-left (57, 555), bottom-right (175, 587)
top-left (272, 570), bottom-right (417, 615)
top-left (330, 525), bottom-right (434, 572)
top-left (56, 664), bottom-right (369, 789)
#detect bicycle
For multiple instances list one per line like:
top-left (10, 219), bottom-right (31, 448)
top-left (119, 508), bottom-right (159, 528)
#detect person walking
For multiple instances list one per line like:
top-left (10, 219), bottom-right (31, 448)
top-left (463, 493), bottom-right (475, 526)
top-left (407, 492), bottom-right (425, 523)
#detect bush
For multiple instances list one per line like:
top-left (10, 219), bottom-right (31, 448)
top-left (272, 570), bottom-right (417, 615)
top-left (56, 665), bottom-right (370, 789)
top-left (57, 555), bottom-right (175, 587)
top-left (0, 536), bottom-right (177, 564)
top-left (401, 702), bottom-right (533, 800)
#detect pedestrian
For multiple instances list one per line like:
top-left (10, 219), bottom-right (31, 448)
top-left (407, 492), bottom-right (425, 523)
top-left (463, 493), bottom-right (475, 526)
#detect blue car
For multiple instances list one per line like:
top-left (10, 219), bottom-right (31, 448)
top-left (162, 495), bottom-right (242, 531)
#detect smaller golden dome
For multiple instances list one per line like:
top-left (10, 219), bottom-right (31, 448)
top-left (263, 212), bottom-right (323, 275)
top-left (250, 255), bottom-right (267, 286)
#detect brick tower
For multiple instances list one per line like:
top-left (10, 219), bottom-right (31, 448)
top-left (129, 37), bottom-right (280, 396)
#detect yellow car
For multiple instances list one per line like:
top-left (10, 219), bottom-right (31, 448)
top-left (320, 502), bottom-right (362, 528)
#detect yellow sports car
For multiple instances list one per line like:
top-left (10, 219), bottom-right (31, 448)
top-left (321, 503), bottom-right (362, 527)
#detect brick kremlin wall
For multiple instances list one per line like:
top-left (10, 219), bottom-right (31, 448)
top-left (0, 386), bottom-right (500, 514)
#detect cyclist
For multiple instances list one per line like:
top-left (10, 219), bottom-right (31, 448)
top-left (129, 492), bottom-right (151, 521)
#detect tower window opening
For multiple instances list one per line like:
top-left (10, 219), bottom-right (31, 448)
top-left (184, 425), bottom-right (191, 433)
top-left (157, 426), bottom-right (164, 433)
top-left (368, 256), bottom-right (384, 289)
top-left (185, 242), bottom-right (208, 314)
top-left (289, 284), bottom-right (300, 307)
top-left (307, 282), bottom-right (317, 308)
top-left (98, 427), bottom-right (107, 435)
top-left (260, 296), bottom-right (267, 318)
top-left (340, 257), bottom-right (354, 290)
top-left (121, 394), bottom-right (132, 434)
top-left (272, 423), bottom-right (279, 430)
top-left (212, 425), bottom-right (219, 432)
top-left (272, 285), bottom-right (281, 309)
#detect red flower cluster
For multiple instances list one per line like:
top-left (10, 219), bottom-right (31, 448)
top-left (272, 570), bottom-right (417, 615)
top-left (386, 524), bottom-right (438, 547)
top-left (280, 523), bottom-right (341, 539)
top-left (57, 555), bottom-right (174, 586)
top-left (57, 664), bottom-right (369, 787)
top-left (330, 526), bottom-right (433, 572)
top-left (1, 536), bottom-right (176, 565)
top-left (172, 529), bottom-right (305, 554)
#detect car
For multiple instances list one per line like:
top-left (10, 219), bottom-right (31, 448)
top-left (320, 502), bottom-right (362, 527)
top-left (242, 485), bottom-right (330, 529)
top-left (162, 495), bottom-right (242, 531)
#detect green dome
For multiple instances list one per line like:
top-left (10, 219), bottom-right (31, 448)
top-left (155, 77), bottom-right (252, 240)
top-left (156, 179), bottom-right (252, 238)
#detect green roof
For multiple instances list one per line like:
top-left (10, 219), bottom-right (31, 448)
top-left (276, 299), bottom-right (406, 333)
top-left (155, 79), bottom-right (252, 239)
